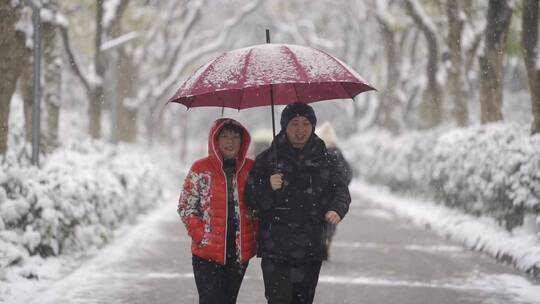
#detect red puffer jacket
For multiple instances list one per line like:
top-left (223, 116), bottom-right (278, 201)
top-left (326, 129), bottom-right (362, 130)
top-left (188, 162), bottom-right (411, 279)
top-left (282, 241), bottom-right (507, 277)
top-left (178, 118), bottom-right (257, 264)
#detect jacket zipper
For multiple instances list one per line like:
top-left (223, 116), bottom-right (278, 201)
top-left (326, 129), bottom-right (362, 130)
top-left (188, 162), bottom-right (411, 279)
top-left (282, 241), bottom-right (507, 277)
top-left (222, 168), bottom-right (228, 265)
top-left (224, 169), bottom-right (242, 263)
top-left (236, 173), bottom-right (242, 263)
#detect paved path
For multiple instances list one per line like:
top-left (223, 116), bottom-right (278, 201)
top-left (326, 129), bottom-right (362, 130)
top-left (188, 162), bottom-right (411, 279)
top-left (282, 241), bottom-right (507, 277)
top-left (22, 190), bottom-right (540, 304)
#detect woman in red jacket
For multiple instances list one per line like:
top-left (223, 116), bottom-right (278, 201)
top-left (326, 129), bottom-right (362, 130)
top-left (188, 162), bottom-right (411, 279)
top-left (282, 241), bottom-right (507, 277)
top-left (178, 118), bottom-right (257, 304)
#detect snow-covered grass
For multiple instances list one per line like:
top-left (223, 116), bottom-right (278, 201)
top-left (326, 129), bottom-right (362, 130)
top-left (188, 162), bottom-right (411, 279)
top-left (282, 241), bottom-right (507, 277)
top-left (0, 139), bottom-right (184, 299)
top-left (351, 181), bottom-right (540, 278)
top-left (344, 123), bottom-right (540, 230)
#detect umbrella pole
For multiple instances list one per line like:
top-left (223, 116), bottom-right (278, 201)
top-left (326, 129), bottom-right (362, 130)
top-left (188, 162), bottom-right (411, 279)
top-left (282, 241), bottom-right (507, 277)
top-left (266, 29), bottom-right (279, 166)
top-left (270, 84), bottom-right (278, 160)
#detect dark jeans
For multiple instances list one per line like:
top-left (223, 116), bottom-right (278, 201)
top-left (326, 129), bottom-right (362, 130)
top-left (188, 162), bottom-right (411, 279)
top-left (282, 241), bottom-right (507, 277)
top-left (261, 258), bottom-right (322, 304)
top-left (192, 255), bottom-right (248, 304)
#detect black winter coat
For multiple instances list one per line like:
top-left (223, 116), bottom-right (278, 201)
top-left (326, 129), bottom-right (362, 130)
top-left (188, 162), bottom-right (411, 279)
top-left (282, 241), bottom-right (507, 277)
top-left (245, 131), bottom-right (351, 263)
top-left (327, 147), bottom-right (353, 186)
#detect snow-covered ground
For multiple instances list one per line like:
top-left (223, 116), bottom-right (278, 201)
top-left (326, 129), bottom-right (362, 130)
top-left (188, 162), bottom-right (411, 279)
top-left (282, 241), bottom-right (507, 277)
top-left (352, 180), bottom-right (540, 278)
top-left (2, 197), bottom-right (177, 304)
top-left (3, 179), bottom-right (540, 303)
top-left (0, 139), bottom-right (184, 302)
top-left (341, 122), bottom-right (540, 280)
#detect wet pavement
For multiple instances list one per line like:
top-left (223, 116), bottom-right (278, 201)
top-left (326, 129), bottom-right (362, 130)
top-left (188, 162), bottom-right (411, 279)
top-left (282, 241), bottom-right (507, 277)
top-left (21, 190), bottom-right (540, 304)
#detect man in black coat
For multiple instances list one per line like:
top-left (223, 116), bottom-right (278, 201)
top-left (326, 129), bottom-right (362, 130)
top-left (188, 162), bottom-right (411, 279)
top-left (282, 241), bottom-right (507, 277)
top-left (245, 102), bottom-right (351, 304)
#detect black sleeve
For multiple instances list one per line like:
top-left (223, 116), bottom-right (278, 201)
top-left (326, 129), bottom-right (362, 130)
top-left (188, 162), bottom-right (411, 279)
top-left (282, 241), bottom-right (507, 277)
top-left (327, 152), bottom-right (351, 219)
top-left (333, 148), bottom-right (353, 186)
top-left (245, 150), bottom-right (274, 217)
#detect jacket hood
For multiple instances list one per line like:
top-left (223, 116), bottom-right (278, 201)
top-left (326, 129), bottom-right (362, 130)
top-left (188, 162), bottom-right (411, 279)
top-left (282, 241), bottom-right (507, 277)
top-left (315, 121), bottom-right (338, 148)
top-left (208, 118), bottom-right (251, 170)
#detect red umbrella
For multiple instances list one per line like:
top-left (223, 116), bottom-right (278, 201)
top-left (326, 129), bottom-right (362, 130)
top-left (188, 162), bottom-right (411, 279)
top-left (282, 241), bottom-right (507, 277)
top-left (168, 44), bottom-right (375, 110)
top-left (169, 31), bottom-right (375, 145)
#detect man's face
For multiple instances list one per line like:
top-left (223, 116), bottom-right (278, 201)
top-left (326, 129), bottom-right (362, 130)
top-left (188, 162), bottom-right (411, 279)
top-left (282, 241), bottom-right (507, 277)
top-left (286, 116), bottom-right (313, 148)
top-left (218, 129), bottom-right (241, 159)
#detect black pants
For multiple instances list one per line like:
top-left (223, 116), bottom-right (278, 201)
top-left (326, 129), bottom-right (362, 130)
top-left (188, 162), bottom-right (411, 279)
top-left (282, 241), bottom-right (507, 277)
top-left (261, 258), bottom-right (322, 304)
top-left (192, 255), bottom-right (248, 304)
top-left (324, 223), bottom-right (337, 260)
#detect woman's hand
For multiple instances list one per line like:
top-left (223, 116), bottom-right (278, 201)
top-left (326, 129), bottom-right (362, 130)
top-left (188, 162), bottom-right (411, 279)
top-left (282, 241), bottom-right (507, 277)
top-left (270, 173), bottom-right (283, 191)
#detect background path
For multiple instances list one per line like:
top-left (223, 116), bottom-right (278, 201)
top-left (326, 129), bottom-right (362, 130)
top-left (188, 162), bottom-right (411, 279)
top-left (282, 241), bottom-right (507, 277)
top-left (18, 190), bottom-right (540, 304)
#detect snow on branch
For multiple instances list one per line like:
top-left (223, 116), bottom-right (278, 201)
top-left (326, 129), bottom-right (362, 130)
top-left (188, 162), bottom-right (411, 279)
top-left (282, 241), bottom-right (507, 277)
top-left (100, 31), bottom-right (138, 51)
top-left (271, 5), bottom-right (338, 51)
top-left (102, 0), bottom-right (130, 31)
top-left (374, 0), bottom-right (395, 28)
top-left (297, 21), bottom-right (339, 50)
top-left (404, 0), bottom-right (438, 38)
top-left (58, 24), bottom-right (92, 93)
top-left (161, 0), bottom-right (206, 80)
top-left (150, 0), bottom-right (262, 102)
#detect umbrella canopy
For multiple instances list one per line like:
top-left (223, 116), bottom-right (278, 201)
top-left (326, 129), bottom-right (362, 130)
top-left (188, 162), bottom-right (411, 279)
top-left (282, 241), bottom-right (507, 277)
top-left (168, 43), bottom-right (376, 109)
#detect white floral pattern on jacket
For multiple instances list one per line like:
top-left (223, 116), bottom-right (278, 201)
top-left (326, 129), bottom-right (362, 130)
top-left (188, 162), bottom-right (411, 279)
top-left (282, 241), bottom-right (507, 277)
top-left (178, 170), bottom-right (212, 246)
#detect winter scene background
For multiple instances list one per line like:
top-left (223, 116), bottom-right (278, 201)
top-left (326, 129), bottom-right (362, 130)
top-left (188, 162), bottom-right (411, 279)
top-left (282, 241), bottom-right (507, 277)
top-left (1, 0), bottom-right (540, 303)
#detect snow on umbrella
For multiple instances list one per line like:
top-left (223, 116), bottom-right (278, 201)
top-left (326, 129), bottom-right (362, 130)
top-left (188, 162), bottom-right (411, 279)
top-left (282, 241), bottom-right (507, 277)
top-left (169, 41), bottom-right (375, 165)
top-left (168, 43), bottom-right (376, 110)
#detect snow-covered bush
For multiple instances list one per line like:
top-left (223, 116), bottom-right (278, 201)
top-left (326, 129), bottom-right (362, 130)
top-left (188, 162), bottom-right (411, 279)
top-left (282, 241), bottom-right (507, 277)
top-left (0, 139), bottom-right (176, 277)
top-left (345, 123), bottom-right (540, 230)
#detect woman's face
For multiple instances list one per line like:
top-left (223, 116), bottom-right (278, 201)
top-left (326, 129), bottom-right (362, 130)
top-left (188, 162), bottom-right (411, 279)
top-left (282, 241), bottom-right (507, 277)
top-left (218, 129), bottom-right (242, 159)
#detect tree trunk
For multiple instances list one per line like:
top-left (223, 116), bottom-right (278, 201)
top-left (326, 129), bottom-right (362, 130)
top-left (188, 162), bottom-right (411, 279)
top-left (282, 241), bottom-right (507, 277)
top-left (376, 14), bottom-right (400, 134)
top-left (446, 0), bottom-right (468, 127)
top-left (88, 87), bottom-right (104, 138)
top-left (404, 0), bottom-right (443, 129)
top-left (522, 0), bottom-right (540, 134)
top-left (106, 0), bottom-right (136, 143)
top-left (20, 50), bottom-right (34, 143)
top-left (43, 6), bottom-right (62, 151)
top-left (89, 0), bottom-right (106, 139)
top-left (59, 0), bottom-right (130, 140)
top-left (116, 51), bottom-right (138, 142)
top-left (0, 4), bottom-right (26, 155)
top-left (479, 0), bottom-right (513, 124)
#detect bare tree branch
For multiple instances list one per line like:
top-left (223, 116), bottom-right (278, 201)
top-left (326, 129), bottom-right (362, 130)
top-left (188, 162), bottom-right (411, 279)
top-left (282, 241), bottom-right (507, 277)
top-left (404, 0), bottom-right (443, 128)
top-left (58, 24), bottom-right (91, 93)
top-left (104, 0), bottom-right (131, 36)
top-left (161, 0), bottom-right (206, 81)
top-left (150, 0), bottom-right (263, 103)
